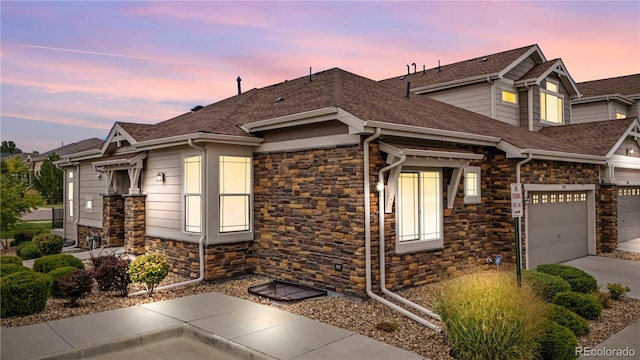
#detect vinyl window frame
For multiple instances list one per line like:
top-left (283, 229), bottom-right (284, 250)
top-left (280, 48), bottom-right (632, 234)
top-left (540, 79), bottom-right (564, 124)
top-left (183, 155), bottom-right (202, 234)
top-left (464, 166), bottom-right (481, 204)
top-left (219, 155), bottom-right (252, 234)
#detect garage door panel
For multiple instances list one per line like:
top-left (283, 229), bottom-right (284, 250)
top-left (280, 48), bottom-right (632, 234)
top-left (528, 191), bottom-right (589, 269)
top-left (618, 187), bottom-right (640, 243)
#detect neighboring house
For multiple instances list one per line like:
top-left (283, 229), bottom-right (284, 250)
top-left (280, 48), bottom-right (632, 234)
top-left (27, 138), bottom-right (104, 184)
top-left (56, 45), bottom-right (640, 298)
top-left (572, 74), bottom-right (640, 123)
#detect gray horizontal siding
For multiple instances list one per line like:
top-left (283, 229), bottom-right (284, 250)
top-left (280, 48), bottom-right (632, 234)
top-left (78, 163), bottom-right (104, 225)
top-left (504, 57), bottom-right (537, 80)
top-left (144, 150), bottom-right (185, 237)
top-left (427, 82), bottom-right (492, 117)
top-left (572, 102), bottom-right (610, 124)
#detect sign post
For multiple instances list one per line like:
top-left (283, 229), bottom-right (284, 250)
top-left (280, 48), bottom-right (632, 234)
top-left (510, 183), bottom-right (523, 286)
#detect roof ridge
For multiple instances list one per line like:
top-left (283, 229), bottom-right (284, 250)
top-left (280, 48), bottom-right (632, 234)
top-left (330, 68), bottom-right (345, 107)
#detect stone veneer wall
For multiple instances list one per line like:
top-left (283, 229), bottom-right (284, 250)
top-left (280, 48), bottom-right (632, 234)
top-left (77, 225), bottom-right (103, 249)
top-left (102, 194), bottom-right (124, 247)
top-left (597, 185), bottom-right (617, 252)
top-left (144, 237), bottom-right (254, 280)
top-left (124, 195), bottom-right (146, 255)
top-left (253, 144), bottom-right (367, 297)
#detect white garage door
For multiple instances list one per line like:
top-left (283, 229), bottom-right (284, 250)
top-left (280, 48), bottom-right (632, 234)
top-left (618, 187), bottom-right (640, 243)
top-left (527, 192), bottom-right (589, 269)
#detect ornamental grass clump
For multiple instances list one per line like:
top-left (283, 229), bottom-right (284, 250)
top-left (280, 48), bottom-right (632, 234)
top-left (436, 271), bottom-right (547, 360)
top-left (128, 253), bottom-right (170, 297)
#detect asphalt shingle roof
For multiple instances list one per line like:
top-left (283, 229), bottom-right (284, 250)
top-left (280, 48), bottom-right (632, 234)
top-left (537, 118), bottom-right (636, 156)
top-left (35, 138), bottom-right (103, 160)
top-left (577, 74), bottom-right (640, 97)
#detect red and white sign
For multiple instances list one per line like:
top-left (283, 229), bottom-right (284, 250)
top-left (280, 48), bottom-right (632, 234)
top-left (510, 183), bottom-right (523, 218)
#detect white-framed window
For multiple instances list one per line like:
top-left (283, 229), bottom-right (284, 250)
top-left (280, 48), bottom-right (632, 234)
top-left (68, 171), bottom-right (74, 218)
top-left (464, 166), bottom-right (481, 204)
top-left (396, 169), bottom-right (443, 253)
top-left (85, 196), bottom-right (93, 214)
top-left (219, 156), bottom-right (251, 233)
top-left (183, 155), bottom-right (202, 233)
top-left (540, 80), bottom-right (564, 124)
top-left (501, 89), bottom-right (517, 105)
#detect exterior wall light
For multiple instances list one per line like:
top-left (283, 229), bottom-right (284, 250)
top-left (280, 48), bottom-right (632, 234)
top-left (156, 172), bottom-right (165, 182)
top-left (375, 181), bottom-right (385, 192)
top-left (627, 148), bottom-right (635, 155)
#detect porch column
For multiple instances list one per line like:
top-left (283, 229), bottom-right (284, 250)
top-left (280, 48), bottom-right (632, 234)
top-left (102, 194), bottom-right (125, 246)
top-left (598, 185), bottom-right (618, 253)
top-left (124, 194), bottom-right (146, 255)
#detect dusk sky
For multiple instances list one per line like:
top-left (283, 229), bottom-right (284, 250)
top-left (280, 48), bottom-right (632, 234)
top-left (1, 1), bottom-right (639, 153)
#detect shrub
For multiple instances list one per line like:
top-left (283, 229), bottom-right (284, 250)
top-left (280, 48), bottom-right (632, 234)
top-left (1, 271), bottom-right (52, 317)
top-left (553, 292), bottom-right (602, 320)
top-left (33, 233), bottom-right (64, 256)
top-left (0, 255), bottom-right (23, 265)
top-left (522, 270), bottom-right (572, 302)
top-left (94, 254), bottom-right (131, 296)
top-left (539, 320), bottom-right (578, 360)
top-left (607, 283), bottom-right (631, 300)
top-left (48, 266), bottom-right (80, 298)
top-left (11, 231), bottom-right (34, 246)
top-left (436, 271), bottom-right (546, 360)
top-left (546, 303), bottom-right (589, 337)
top-left (593, 290), bottom-right (612, 309)
top-left (33, 254), bottom-right (84, 274)
top-left (17, 241), bottom-right (41, 260)
top-left (536, 264), bottom-right (597, 294)
top-left (128, 253), bottom-right (170, 297)
top-left (0, 263), bottom-right (31, 277)
top-left (57, 269), bottom-right (94, 307)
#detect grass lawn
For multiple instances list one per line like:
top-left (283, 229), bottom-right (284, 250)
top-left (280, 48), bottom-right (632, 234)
top-left (1, 220), bottom-right (53, 240)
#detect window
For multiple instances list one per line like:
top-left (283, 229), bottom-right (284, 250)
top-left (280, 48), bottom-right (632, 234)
top-left (464, 166), bottom-right (481, 204)
top-left (501, 90), bottom-right (517, 104)
top-left (68, 171), bottom-right (74, 218)
top-left (219, 156), bottom-right (251, 233)
top-left (184, 155), bottom-right (202, 233)
top-left (397, 170), bottom-right (442, 252)
top-left (616, 112), bottom-right (626, 119)
top-left (540, 80), bottom-right (563, 124)
top-left (85, 196), bottom-right (93, 214)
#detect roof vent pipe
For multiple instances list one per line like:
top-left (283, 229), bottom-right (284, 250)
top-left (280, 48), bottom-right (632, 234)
top-left (438, 60), bottom-right (441, 72)
top-left (309, 67), bottom-right (312, 82)
top-left (405, 82), bottom-right (411, 99)
top-left (406, 64), bottom-right (410, 75)
top-left (412, 63), bottom-right (416, 74)
top-left (237, 76), bottom-right (242, 95)
top-left (423, 64), bottom-right (426, 75)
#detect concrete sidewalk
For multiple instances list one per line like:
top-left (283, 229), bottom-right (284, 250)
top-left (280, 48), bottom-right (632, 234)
top-left (1, 291), bottom-right (425, 360)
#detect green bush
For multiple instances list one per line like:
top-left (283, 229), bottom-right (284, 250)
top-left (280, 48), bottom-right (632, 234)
top-left (536, 264), bottom-right (597, 294)
top-left (57, 269), bottom-right (94, 307)
top-left (33, 254), bottom-right (84, 274)
top-left (593, 290), bottom-right (612, 309)
top-left (522, 270), bottom-right (572, 302)
top-left (48, 266), bottom-right (80, 298)
top-left (1, 271), bottom-right (52, 317)
top-left (94, 254), bottom-right (131, 296)
top-left (539, 320), bottom-right (578, 360)
top-left (546, 303), bottom-right (589, 337)
top-left (11, 231), bottom-right (34, 246)
top-left (607, 283), bottom-right (631, 300)
top-left (0, 263), bottom-right (31, 277)
top-left (0, 255), bottom-right (23, 265)
top-left (553, 292), bottom-right (602, 320)
top-left (128, 253), bottom-right (170, 297)
top-left (17, 241), bottom-right (41, 260)
top-left (436, 271), bottom-right (546, 360)
top-left (33, 233), bottom-right (64, 256)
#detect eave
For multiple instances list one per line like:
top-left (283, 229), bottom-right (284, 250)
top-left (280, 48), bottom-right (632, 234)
top-left (572, 94), bottom-right (635, 106)
top-left (411, 73), bottom-right (500, 94)
top-left (363, 121), bottom-right (501, 146)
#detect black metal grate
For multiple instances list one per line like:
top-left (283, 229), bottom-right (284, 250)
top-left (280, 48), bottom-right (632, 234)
top-left (52, 208), bottom-right (63, 229)
top-left (248, 280), bottom-right (327, 302)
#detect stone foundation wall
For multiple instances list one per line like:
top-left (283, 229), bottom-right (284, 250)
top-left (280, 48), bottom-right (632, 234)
top-left (597, 185), bottom-right (617, 252)
top-left (102, 194), bottom-right (124, 247)
top-left (144, 236), bottom-right (254, 281)
top-left (124, 195), bottom-right (146, 255)
top-left (253, 144), bottom-right (367, 297)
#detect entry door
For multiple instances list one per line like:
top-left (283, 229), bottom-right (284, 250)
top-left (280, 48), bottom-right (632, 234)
top-left (527, 192), bottom-right (588, 269)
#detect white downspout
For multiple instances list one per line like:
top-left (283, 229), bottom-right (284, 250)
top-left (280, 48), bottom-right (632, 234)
top-left (364, 129), bottom-right (442, 332)
top-left (129, 139), bottom-right (205, 296)
top-left (64, 164), bottom-right (81, 249)
top-left (516, 153), bottom-right (533, 270)
top-left (378, 156), bottom-right (442, 328)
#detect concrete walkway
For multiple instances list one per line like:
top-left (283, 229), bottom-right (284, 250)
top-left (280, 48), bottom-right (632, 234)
top-left (562, 256), bottom-right (640, 299)
top-left (1, 291), bottom-right (425, 360)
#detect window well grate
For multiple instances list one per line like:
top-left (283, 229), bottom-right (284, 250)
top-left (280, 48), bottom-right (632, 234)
top-left (248, 280), bottom-right (327, 302)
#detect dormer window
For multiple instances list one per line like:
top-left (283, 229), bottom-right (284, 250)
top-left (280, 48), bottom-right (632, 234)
top-left (541, 80), bottom-right (563, 124)
top-left (501, 90), bottom-right (517, 105)
top-left (616, 111), bottom-right (626, 119)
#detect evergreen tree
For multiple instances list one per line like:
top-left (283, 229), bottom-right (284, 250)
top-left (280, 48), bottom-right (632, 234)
top-left (1, 141), bottom-right (22, 154)
top-left (33, 153), bottom-right (64, 204)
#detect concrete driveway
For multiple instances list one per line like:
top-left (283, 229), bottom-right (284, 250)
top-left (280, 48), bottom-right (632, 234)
top-left (561, 256), bottom-right (640, 299)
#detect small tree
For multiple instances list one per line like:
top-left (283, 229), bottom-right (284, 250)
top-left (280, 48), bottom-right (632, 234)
top-left (0, 157), bottom-right (43, 248)
top-left (128, 253), bottom-right (170, 297)
top-left (33, 153), bottom-right (63, 204)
